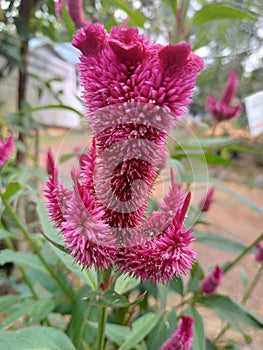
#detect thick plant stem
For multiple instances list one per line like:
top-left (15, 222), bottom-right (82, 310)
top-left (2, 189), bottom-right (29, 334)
top-left (1, 194), bottom-right (74, 301)
top-left (96, 305), bottom-right (108, 350)
top-left (96, 268), bottom-right (112, 350)
top-left (223, 232), bottom-right (263, 274)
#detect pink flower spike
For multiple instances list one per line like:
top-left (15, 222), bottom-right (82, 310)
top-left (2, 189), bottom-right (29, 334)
top-left (255, 241), bottom-right (263, 263)
top-left (46, 148), bottom-right (55, 176)
top-left (198, 186), bottom-right (215, 212)
top-left (55, 0), bottom-right (92, 29)
top-left (206, 69), bottom-right (242, 122)
top-left (159, 315), bottom-right (194, 350)
top-left (200, 266), bottom-right (223, 295)
top-left (0, 134), bottom-right (15, 167)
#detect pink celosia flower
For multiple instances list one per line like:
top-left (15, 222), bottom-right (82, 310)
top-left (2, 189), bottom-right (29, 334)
top-left (55, 0), bottom-right (92, 28)
top-left (73, 24), bottom-right (204, 114)
top-left (206, 69), bottom-right (242, 122)
top-left (0, 135), bottom-right (15, 167)
top-left (255, 241), bottom-right (263, 263)
top-left (159, 315), bottom-right (194, 350)
top-left (45, 24), bottom-right (203, 281)
top-left (198, 186), bottom-right (215, 212)
top-left (200, 266), bottom-right (223, 295)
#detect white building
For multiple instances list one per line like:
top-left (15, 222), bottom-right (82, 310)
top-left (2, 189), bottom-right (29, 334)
top-left (0, 38), bottom-right (84, 129)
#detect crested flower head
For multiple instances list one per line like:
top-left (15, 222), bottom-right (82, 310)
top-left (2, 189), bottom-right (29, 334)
top-left (55, 0), bottom-right (92, 28)
top-left (45, 24), bottom-right (202, 281)
top-left (73, 23), bottom-right (204, 116)
top-left (159, 315), bottom-right (194, 350)
top-left (198, 186), bottom-right (215, 212)
top-left (206, 69), bottom-right (242, 122)
top-left (200, 266), bottom-right (223, 295)
top-left (255, 241), bottom-right (263, 263)
top-left (0, 134), bottom-right (15, 167)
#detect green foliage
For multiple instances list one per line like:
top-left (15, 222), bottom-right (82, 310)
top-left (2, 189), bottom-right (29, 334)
top-left (0, 327), bottom-right (77, 350)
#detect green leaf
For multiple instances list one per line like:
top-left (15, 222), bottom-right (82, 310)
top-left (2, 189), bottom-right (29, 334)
top-left (187, 262), bottom-right (204, 294)
top-left (240, 269), bottom-right (249, 289)
top-left (184, 307), bottom-right (205, 350)
top-left (0, 326), bottom-right (77, 349)
top-left (169, 277), bottom-right (184, 296)
top-left (146, 309), bottom-right (177, 350)
top-left (2, 182), bottom-right (21, 200)
top-left (66, 287), bottom-right (96, 349)
top-left (188, 136), bottom-right (235, 150)
top-left (192, 4), bottom-right (258, 26)
top-left (146, 197), bottom-right (160, 215)
top-left (84, 289), bottom-right (146, 308)
top-left (27, 300), bottom-right (55, 324)
top-left (60, 153), bottom-right (77, 163)
top-left (174, 152), bottom-right (231, 165)
top-left (61, 2), bottom-right (76, 35)
top-left (168, 157), bottom-right (185, 173)
top-left (105, 323), bottom-right (130, 345)
top-left (113, 0), bottom-right (146, 27)
top-left (206, 338), bottom-right (218, 350)
top-left (0, 295), bottom-right (21, 313)
top-left (0, 299), bottom-right (34, 331)
top-left (115, 273), bottom-right (140, 294)
top-left (217, 186), bottom-right (263, 215)
top-left (157, 283), bottom-right (168, 311)
top-left (119, 313), bottom-right (161, 350)
top-left (0, 228), bottom-right (17, 240)
top-left (198, 294), bottom-right (263, 330)
top-left (0, 250), bottom-right (45, 272)
top-left (195, 232), bottom-right (248, 254)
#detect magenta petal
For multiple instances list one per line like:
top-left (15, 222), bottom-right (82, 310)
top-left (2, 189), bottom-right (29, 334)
top-left (159, 43), bottom-right (190, 70)
top-left (0, 135), bottom-right (15, 167)
top-left (72, 23), bottom-right (106, 56)
top-left (159, 315), bottom-right (195, 350)
top-left (200, 266), bottom-right (223, 295)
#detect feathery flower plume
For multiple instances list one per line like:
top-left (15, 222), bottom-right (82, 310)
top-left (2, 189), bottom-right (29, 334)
top-left (198, 186), bottom-right (215, 212)
top-left (159, 315), bottom-right (194, 350)
top-left (255, 241), bottom-right (263, 263)
top-left (45, 23), bottom-right (203, 281)
top-left (0, 134), bottom-right (15, 167)
top-left (206, 69), bottom-right (242, 122)
top-left (200, 266), bottom-right (223, 295)
top-left (55, 0), bottom-right (92, 28)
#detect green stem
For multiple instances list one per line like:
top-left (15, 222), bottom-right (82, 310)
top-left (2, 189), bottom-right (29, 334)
top-left (241, 264), bottom-right (263, 304)
top-left (1, 194), bottom-right (74, 301)
top-left (223, 232), bottom-right (263, 274)
top-left (96, 268), bottom-right (112, 350)
top-left (214, 264), bottom-right (263, 343)
top-left (96, 305), bottom-right (108, 350)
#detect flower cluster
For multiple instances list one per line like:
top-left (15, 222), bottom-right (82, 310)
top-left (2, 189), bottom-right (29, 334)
top-left (206, 69), bottom-right (242, 122)
top-left (0, 135), bottom-right (15, 168)
top-left (200, 265), bottom-right (223, 295)
top-left (45, 23), bottom-right (204, 283)
top-left (159, 315), bottom-right (194, 350)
